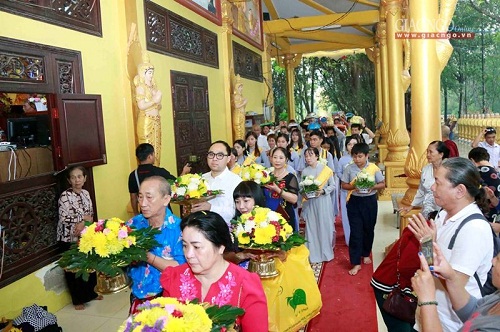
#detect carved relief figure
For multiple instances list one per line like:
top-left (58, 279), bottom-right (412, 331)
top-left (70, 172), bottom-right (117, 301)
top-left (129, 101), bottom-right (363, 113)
top-left (133, 53), bottom-right (162, 166)
top-left (232, 75), bottom-right (247, 140)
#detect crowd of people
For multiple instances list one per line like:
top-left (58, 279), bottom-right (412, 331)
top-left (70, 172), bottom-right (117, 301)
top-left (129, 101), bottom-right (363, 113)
top-left (56, 115), bottom-right (500, 331)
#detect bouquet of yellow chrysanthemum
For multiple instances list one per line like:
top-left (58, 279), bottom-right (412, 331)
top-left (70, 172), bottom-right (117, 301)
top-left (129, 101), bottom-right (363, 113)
top-left (231, 207), bottom-right (305, 251)
top-left (58, 217), bottom-right (160, 280)
top-left (119, 297), bottom-right (244, 332)
top-left (239, 164), bottom-right (275, 185)
top-left (169, 173), bottom-right (223, 201)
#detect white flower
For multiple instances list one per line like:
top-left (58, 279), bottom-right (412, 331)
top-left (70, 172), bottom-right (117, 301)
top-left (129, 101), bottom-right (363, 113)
top-left (254, 172), bottom-right (262, 179)
top-left (244, 220), bottom-right (256, 233)
top-left (236, 224), bottom-right (245, 235)
top-left (303, 179), bottom-right (313, 186)
top-left (313, 179), bottom-right (321, 186)
top-left (358, 172), bottom-right (368, 180)
top-left (175, 187), bottom-right (187, 196)
top-left (267, 211), bottom-right (281, 221)
top-left (187, 182), bottom-right (198, 191)
top-left (259, 221), bottom-right (269, 228)
top-left (241, 172), bottom-right (251, 180)
top-left (319, 157), bottom-right (327, 166)
top-left (367, 175), bottom-right (375, 183)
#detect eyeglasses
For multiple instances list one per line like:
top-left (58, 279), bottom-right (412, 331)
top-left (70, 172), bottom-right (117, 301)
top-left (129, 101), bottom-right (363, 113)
top-left (207, 152), bottom-right (228, 160)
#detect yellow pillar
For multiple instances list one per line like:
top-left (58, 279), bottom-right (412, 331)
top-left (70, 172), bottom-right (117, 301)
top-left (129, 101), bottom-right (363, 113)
top-left (262, 35), bottom-right (275, 122)
top-left (221, 0), bottom-right (236, 141)
top-left (366, 46), bottom-right (383, 153)
top-left (377, 19), bottom-right (390, 163)
top-left (278, 53), bottom-right (302, 121)
top-left (400, 0), bottom-right (457, 222)
top-left (380, 0), bottom-right (410, 200)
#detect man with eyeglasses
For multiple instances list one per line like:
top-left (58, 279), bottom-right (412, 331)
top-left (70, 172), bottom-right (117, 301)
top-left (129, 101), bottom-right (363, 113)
top-left (191, 140), bottom-right (242, 224)
top-left (472, 127), bottom-right (500, 170)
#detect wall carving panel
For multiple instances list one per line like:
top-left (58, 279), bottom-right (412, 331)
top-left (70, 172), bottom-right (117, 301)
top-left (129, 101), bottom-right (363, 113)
top-left (0, 180), bottom-right (59, 288)
top-left (232, 41), bottom-right (263, 82)
top-left (0, 37), bottom-right (83, 94)
top-left (0, 0), bottom-right (102, 36)
top-left (145, 1), bottom-right (219, 69)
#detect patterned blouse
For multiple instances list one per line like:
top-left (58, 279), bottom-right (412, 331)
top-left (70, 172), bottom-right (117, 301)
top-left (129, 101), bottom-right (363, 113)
top-left (57, 188), bottom-right (93, 243)
top-left (161, 263), bottom-right (268, 332)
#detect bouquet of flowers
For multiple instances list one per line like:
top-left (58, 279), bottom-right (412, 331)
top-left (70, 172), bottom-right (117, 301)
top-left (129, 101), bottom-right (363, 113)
top-left (58, 217), bottom-right (160, 280)
top-left (239, 164), bottom-right (275, 185)
top-left (231, 207), bottom-right (305, 251)
top-left (119, 297), bottom-right (244, 332)
top-left (354, 169), bottom-right (376, 192)
top-left (299, 175), bottom-right (321, 198)
top-left (169, 174), bottom-right (222, 201)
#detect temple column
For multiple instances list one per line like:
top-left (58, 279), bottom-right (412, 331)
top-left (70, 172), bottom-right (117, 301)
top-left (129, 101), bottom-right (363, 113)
top-left (278, 53), bottom-right (302, 121)
top-left (380, 0), bottom-right (410, 200)
top-left (221, 0), bottom-right (236, 141)
top-left (400, 0), bottom-right (457, 232)
top-left (377, 19), bottom-right (390, 163)
top-left (262, 35), bottom-right (275, 122)
top-left (366, 46), bottom-right (383, 154)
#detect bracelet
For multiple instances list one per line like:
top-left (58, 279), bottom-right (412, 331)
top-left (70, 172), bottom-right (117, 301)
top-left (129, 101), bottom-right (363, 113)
top-left (150, 255), bottom-right (156, 265)
top-left (418, 301), bottom-right (438, 307)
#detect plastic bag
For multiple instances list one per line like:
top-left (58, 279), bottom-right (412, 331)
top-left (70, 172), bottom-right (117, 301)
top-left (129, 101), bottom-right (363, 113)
top-left (261, 245), bottom-right (322, 332)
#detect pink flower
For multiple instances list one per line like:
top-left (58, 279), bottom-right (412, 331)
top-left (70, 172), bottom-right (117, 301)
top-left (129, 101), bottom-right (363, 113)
top-left (118, 229), bottom-right (128, 239)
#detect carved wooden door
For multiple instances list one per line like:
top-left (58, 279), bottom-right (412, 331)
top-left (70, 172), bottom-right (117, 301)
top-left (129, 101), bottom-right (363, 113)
top-left (171, 71), bottom-right (211, 175)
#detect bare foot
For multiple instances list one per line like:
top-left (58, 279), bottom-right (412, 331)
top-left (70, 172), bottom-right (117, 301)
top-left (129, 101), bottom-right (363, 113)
top-left (348, 265), bottom-right (361, 276)
top-left (363, 257), bottom-right (372, 264)
top-left (74, 304), bottom-right (85, 310)
top-left (95, 295), bottom-right (103, 300)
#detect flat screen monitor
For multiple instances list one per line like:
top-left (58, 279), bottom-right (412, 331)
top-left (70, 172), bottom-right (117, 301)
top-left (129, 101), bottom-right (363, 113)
top-left (7, 117), bottom-right (38, 147)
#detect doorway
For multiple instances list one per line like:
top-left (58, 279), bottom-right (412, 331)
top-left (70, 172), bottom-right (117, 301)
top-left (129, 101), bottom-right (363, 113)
top-left (170, 71), bottom-right (211, 174)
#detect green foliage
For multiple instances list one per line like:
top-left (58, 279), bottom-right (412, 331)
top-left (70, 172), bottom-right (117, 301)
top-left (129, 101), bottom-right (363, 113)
top-left (58, 226), bottom-right (160, 281)
top-left (442, 0), bottom-right (500, 114)
top-left (317, 54), bottom-right (376, 128)
top-left (205, 304), bottom-right (245, 332)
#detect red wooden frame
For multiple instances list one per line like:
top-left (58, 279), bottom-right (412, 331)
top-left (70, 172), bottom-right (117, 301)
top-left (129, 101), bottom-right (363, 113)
top-left (231, 0), bottom-right (264, 50)
top-left (175, 0), bottom-right (222, 26)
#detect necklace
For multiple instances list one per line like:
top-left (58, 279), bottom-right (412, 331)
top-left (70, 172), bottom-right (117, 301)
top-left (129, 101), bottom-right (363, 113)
top-left (273, 168), bottom-right (287, 179)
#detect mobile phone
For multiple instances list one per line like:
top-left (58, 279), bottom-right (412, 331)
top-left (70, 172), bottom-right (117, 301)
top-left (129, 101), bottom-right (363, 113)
top-left (420, 235), bottom-right (433, 266)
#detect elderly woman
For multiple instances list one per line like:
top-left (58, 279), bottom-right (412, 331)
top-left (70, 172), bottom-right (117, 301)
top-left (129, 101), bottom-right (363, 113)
top-left (408, 157), bottom-right (494, 332)
top-left (160, 211), bottom-right (268, 332)
top-left (57, 166), bottom-right (101, 310)
top-left (400, 141), bottom-right (450, 218)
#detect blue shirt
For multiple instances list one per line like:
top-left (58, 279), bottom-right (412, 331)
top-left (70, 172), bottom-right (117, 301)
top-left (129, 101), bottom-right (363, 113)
top-left (127, 208), bottom-right (186, 298)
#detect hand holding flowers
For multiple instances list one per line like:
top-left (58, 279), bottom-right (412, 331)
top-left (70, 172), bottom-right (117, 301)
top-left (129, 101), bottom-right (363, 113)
top-left (239, 164), bottom-right (275, 185)
top-left (299, 175), bottom-right (322, 199)
top-left (169, 174), bottom-right (222, 201)
top-left (58, 217), bottom-right (160, 280)
top-left (354, 169), bottom-right (376, 193)
top-left (231, 207), bottom-right (305, 251)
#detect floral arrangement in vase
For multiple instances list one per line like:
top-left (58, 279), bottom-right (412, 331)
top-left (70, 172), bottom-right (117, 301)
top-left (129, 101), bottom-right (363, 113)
top-left (118, 297), bottom-right (244, 332)
top-left (299, 175), bottom-right (321, 199)
top-left (354, 169), bottom-right (376, 193)
top-left (231, 207), bottom-right (304, 251)
top-left (169, 173), bottom-right (222, 201)
top-left (58, 217), bottom-right (160, 280)
top-left (239, 164), bottom-right (275, 185)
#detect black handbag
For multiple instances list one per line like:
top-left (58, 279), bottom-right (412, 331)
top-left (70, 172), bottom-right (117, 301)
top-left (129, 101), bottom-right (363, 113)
top-left (382, 240), bottom-right (418, 323)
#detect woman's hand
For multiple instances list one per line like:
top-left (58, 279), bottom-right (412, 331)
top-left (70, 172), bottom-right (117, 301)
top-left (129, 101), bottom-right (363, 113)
top-left (315, 189), bottom-right (324, 197)
top-left (266, 250), bottom-right (287, 262)
top-left (428, 242), bottom-right (456, 281)
top-left (408, 213), bottom-right (436, 242)
top-left (238, 251), bottom-right (258, 261)
top-left (411, 252), bottom-right (437, 302)
top-left (73, 222), bottom-right (85, 236)
top-left (398, 205), bottom-right (413, 214)
top-left (264, 182), bottom-right (280, 193)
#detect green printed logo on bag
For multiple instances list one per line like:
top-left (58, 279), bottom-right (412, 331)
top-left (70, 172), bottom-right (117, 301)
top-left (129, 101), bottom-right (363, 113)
top-left (286, 288), bottom-right (307, 311)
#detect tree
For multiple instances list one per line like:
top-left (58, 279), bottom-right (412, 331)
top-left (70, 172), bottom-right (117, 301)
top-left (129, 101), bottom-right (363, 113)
top-left (317, 54), bottom-right (376, 128)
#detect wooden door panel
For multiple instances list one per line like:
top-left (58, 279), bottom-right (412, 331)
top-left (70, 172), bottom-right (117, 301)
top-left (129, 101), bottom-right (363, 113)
top-left (171, 71), bottom-right (210, 175)
top-left (53, 94), bottom-right (106, 169)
